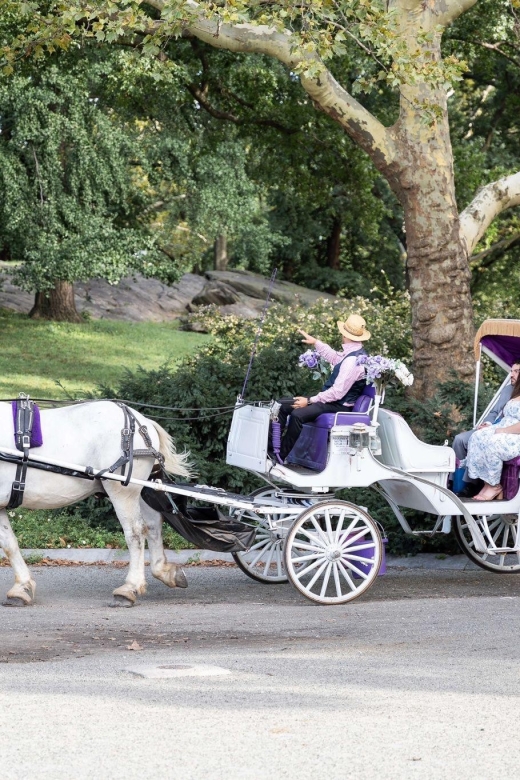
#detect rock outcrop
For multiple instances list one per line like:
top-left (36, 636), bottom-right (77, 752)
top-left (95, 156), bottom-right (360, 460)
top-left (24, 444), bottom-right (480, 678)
top-left (0, 265), bottom-right (333, 329)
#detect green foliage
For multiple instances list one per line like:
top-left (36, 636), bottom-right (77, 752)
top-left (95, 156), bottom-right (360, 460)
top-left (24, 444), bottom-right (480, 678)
top-left (0, 55), bottom-right (163, 291)
top-left (7, 505), bottom-right (190, 550)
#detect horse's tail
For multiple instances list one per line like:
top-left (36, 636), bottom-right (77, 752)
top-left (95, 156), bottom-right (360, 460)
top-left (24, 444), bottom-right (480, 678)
top-left (150, 421), bottom-right (193, 479)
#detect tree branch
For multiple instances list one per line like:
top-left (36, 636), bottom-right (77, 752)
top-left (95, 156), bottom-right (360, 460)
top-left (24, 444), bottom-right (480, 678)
top-left (470, 233), bottom-right (520, 269)
top-left (459, 172), bottom-right (520, 254)
top-left (435, 0), bottom-right (479, 27)
top-left (148, 1), bottom-right (396, 166)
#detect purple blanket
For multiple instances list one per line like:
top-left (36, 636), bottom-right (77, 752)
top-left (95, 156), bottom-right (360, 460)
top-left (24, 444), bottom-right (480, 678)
top-left (11, 401), bottom-right (43, 448)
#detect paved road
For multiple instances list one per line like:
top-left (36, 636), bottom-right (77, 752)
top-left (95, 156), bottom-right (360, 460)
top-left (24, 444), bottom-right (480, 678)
top-left (1, 565), bottom-right (520, 780)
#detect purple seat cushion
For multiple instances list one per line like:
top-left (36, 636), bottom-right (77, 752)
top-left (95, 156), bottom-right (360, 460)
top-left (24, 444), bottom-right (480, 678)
top-left (501, 457), bottom-right (520, 500)
top-left (285, 385), bottom-right (374, 471)
top-left (313, 412), bottom-right (371, 429)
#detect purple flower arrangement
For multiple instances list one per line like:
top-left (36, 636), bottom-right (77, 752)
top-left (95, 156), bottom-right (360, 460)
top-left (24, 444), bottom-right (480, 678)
top-left (356, 354), bottom-right (414, 388)
top-left (298, 349), bottom-right (331, 381)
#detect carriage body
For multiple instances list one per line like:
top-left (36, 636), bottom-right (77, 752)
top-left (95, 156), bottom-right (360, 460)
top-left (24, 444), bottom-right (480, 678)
top-left (226, 321), bottom-right (520, 596)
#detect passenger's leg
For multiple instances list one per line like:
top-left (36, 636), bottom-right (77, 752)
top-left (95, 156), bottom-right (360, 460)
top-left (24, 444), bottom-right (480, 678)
top-left (280, 403), bottom-right (329, 460)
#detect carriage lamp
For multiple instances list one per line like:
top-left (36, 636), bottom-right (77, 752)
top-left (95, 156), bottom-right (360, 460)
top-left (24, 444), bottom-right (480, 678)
top-left (349, 424), bottom-right (370, 451)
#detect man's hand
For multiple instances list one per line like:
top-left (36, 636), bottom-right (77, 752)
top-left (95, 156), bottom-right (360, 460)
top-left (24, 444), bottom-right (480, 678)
top-left (477, 422), bottom-right (491, 430)
top-left (293, 396), bottom-right (309, 409)
top-left (299, 329), bottom-right (317, 345)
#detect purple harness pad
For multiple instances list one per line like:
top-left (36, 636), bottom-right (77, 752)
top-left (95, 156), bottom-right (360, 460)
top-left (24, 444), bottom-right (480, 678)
top-left (12, 401), bottom-right (43, 448)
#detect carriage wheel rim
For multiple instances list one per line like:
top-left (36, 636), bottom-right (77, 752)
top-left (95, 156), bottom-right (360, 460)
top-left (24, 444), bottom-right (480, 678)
top-left (284, 501), bottom-right (382, 604)
top-left (455, 513), bottom-right (520, 572)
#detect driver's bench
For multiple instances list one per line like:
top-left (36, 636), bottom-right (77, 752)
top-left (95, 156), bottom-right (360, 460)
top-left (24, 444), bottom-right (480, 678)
top-left (285, 385), bottom-right (375, 471)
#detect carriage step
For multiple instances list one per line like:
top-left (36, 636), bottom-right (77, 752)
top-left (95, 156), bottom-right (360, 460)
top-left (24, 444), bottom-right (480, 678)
top-left (485, 547), bottom-right (520, 555)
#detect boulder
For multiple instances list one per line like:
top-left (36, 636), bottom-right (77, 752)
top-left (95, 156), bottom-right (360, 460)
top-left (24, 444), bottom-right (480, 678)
top-left (191, 280), bottom-right (241, 307)
top-left (205, 269), bottom-right (335, 307)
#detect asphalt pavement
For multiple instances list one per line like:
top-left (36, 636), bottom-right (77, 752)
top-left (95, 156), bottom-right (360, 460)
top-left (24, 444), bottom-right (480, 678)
top-left (1, 564), bottom-right (520, 780)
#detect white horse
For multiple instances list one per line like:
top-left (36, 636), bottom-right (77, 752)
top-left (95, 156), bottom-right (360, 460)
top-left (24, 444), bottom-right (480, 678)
top-left (0, 400), bottom-right (191, 607)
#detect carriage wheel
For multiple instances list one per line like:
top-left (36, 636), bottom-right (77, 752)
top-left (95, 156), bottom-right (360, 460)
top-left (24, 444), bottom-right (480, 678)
top-left (284, 500), bottom-right (383, 605)
top-left (453, 513), bottom-right (520, 573)
top-left (232, 488), bottom-right (305, 584)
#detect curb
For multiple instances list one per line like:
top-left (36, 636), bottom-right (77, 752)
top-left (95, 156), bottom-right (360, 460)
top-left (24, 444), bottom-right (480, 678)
top-left (0, 549), bottom-right (479, 570)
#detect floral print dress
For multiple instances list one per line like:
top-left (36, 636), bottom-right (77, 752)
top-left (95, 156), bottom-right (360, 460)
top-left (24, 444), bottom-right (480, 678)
top-left (466, 399), bottom-right (520, 485)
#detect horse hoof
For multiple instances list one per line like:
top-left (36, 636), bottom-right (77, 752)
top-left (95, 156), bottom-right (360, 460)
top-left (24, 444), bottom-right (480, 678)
top-left (109, 595), bottom-right (135, 608)
top-left (2, 597), bottom-right (30, 607)
top-left (175, 568), bottom-right (188, 589)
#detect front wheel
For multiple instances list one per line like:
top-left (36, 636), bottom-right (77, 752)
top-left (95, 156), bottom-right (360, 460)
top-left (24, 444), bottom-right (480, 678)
top-left (453, 513), bottom-right (520, 573)
top-left (284, 501), bottom-right (383, 605)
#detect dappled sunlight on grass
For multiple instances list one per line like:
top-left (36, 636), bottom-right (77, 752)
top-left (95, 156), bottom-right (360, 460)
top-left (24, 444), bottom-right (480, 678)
top-left (0, 310), bottom-right (209, 398)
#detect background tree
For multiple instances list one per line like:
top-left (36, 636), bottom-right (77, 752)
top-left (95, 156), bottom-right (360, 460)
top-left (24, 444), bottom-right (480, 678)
top-left (0, 52), bottom-right (159, 321)
top-left (7, 0), bottom-right (520, 395)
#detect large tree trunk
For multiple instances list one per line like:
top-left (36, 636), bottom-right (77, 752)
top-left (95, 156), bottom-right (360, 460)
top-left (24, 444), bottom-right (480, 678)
top-left (214, 234), bottom-right (228, 271)
top-left (29, 281), bottom-right (82, 323)
top-left (380, 25), bottom-right (475, 398)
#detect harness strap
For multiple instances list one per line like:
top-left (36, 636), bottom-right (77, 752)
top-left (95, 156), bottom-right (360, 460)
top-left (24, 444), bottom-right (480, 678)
top-left (7, 397), bottom-right (34, 510)
top-left (95, 404), bottom-right (165, 485)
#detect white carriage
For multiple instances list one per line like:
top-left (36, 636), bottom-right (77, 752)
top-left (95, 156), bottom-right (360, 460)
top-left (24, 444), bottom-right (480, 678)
top-left (225, 319), bottom-right (520, 604)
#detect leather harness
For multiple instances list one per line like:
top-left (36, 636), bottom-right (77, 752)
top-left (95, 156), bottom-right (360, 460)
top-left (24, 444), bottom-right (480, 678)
top-left (6, 399), bottom-right (164, 508)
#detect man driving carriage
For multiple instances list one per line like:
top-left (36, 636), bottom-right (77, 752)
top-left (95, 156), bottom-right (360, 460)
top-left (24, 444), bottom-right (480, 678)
top-left (276, 314), bottom-right (371, 461)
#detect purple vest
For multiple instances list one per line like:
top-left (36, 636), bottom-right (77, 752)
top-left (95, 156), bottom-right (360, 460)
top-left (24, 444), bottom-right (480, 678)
top-left (321, 346), bottom-right (367, 405)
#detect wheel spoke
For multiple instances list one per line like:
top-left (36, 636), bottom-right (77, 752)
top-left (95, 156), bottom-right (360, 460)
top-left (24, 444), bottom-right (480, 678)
top-left (294, 556), bottom-right (324, 580)
top-left (249, 540), bottom-right (273, 568)
top-left (247, 536), bottom-right (272, 553)
top-left (333, 509), bottom-right (346, 543)
top-left (305, 559), bottom-right (330, 592)
top-left (263, 542), bottom-right (276, 576)
top-left (296, 526), bottom-right (327, 548)
top-left (343, 553), bottom-right (375, 565)
top-left (342, 542), bottom-right (376, 553)
top-left (323, 508), bottom-right (334, 541)
top-left (276, 546), bottom-right (283, 578)
top-left (290, 539), bottom-right (325, 553)
top-left (320, 563), bottom-right (333, 598)
top-left (339, 526), bottom-right (369, 549)
top-left (340, 558), bottom-right (369, 580)
top-left (310, 516), bottom-right (330, 547)
top-left (337, 560), bottom-right (356, 591)
top-left (291, 552), bottom-right (322, 564)
top-left (333, 562), bottom-right (342, 598)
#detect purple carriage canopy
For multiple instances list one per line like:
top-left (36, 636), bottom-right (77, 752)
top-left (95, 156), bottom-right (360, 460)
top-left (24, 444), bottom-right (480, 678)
top-left (473, 319), bottom-right (520, 426)
top-left (474, 319), bottom-right (520, 370)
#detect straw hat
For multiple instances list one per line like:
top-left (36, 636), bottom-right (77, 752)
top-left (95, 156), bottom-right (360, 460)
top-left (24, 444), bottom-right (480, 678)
top-left (337, 314), bottom-right (371, 342)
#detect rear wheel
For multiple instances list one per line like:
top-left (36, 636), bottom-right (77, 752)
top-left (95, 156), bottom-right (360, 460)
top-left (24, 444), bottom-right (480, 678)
top-left (232, 488), bottom-right (306, 584)
top-left (453, 513), bottom-right (520, 573)
top-left (284, 500), bottom-right (382, 604)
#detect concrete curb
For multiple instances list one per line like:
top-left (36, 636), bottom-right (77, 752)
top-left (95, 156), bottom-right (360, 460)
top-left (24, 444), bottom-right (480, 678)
top-left (0, 548), bottom-right (480, 570)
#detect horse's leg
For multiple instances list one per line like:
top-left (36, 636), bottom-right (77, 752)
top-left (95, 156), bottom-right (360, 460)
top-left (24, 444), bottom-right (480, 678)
top-left (0, 509), bottom-right (36, 606)
top-left (105, 485), bottom-right (148, 607)
top-left (140, 500), bottom-right (188, 589)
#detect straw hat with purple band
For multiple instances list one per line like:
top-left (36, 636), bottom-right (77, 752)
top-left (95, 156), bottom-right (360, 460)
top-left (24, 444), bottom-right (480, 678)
top-left (337, 314), bottom-right (371, 342)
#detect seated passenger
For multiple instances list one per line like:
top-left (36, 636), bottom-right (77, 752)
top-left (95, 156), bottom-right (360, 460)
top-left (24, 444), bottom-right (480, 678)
top-left (452, 363), bottom-right (520, 493)
top-left (277, 314), bottom-right (371, 461)
top-left (466, 372), bottom-right (520, 500)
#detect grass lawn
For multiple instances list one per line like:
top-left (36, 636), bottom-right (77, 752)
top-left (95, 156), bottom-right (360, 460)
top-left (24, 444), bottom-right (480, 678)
top-left (0, 308), bottom-right (208, 399)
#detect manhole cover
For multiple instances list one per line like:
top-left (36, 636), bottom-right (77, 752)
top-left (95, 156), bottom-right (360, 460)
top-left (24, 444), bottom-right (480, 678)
top-left (125, 663), bottom-right (232, 679)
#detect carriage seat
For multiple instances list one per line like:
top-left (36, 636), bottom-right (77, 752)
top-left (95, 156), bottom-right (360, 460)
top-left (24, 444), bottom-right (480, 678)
top-left (377, 408), bottom-right (455, 473)
top-left (501, 456), bottom-right (520, 500)
top-left (286, 385), bottom-right (375, 470)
